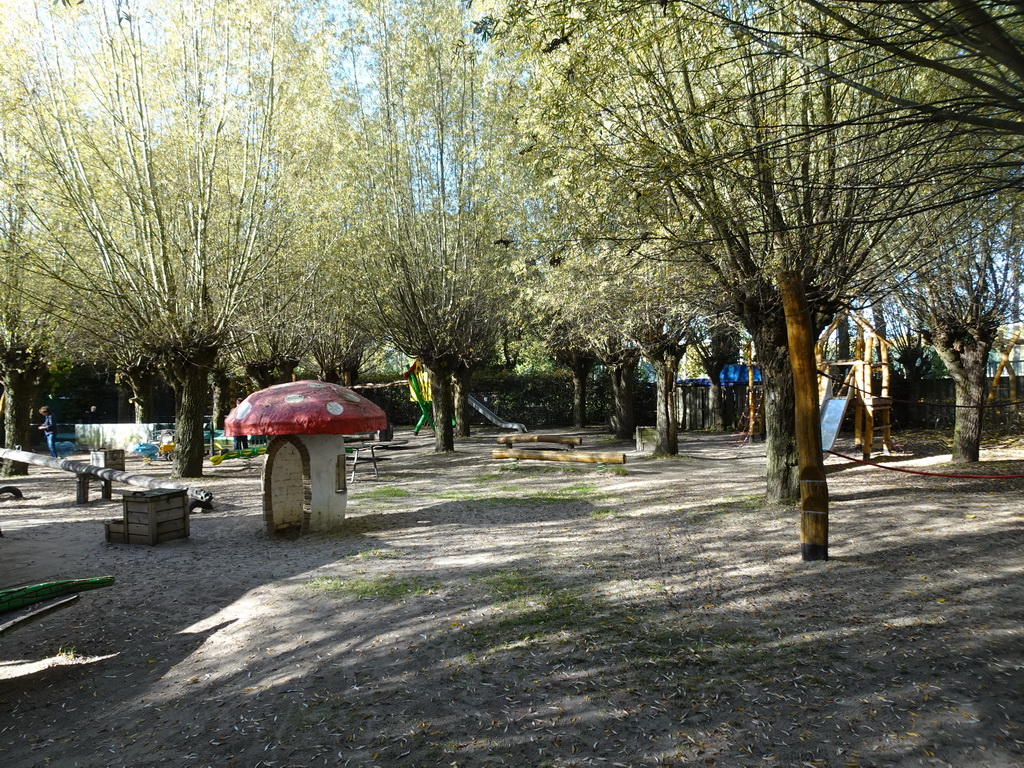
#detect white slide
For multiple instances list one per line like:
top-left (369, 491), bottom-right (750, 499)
top-left (468, 395), bottom-right (527, 433)
top-left (819, 391), bottom-right (852, 452)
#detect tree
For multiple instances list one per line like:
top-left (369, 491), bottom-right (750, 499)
top-left (713, 1), bottom-right (1024, 139)
top-left (595, 336), bottom-right (641, 440)
top-left (346, 0), bottom-right (522, 451)
top-left (23, 0), bottom-right (334, 476)
top-left (899, 194), bottom-right (1024, 461)
top-left (690, 320), bottom-right (741, 432)
top-left (0, 25), bottom-right (60, 476)
top-left (501, 1), bottom-right (932, 499)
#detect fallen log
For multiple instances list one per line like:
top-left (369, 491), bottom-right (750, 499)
top-left (492, 448), bottom-right (625, 465)
top-left (495, 435), bottom-right (583, 447)
top-left (0, 447), bottom-right (213, 503)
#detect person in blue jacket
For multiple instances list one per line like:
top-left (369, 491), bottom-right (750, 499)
top-left (38, 406), bottom-right (57, 458)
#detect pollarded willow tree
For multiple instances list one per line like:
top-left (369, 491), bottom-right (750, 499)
top-left (897, 192), bottom-right (1024, 462)
top-left (500, 1), bottom-right (945, 500)
top-left (343, 0), bottom-right (524, 452)
top-left (0, 69), bottom-right (61, 476)
top-left (21, 0), bottom-right (336, 476)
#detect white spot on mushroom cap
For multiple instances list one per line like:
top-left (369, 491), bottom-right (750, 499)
top-left (326, 401), bottom-right (344, 415)
top-left (236, 401), bottom-right (252, 419)
top-left (284, 394), bottom-right (306, 404)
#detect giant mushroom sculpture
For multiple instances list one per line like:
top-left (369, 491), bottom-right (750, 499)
top-left (225, 380), bottom-right (388, 537)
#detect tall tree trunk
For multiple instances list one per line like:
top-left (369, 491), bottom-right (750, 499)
top-left (951, 372), bottom-right (986, 463)
top-left (651, 352), bottom-right (681, 456)
top-left (837, 316), bottom-right (851, 360)
top-left (317, 365), bottom-right (341, 384)
top-left (568, 357), bottom-right (593, 429)
top-left (425, 361), bottom-right (455, 452)
top-left (279, 358), bottom-right (298, 384)
top-left (245, 362), bottom-right (280, 391)
top-left (695, 325), bottom-right (740, 433)
top-left (931, 337), bottom-right (991, 463)
top-left (705, 360), bottom-right (728, 432)
top-left (210, 368), bottom-right (230, 431)
top-left (452, 365), bottom-right (474, 438)
top-left (748, 316), bottom-right (800, 503)
top-left (165, 348), bottom-right (217, 478)
top-left (608, 357), bottom-right (638, 439)
top-left (1, 362), bottom-right (45, 477)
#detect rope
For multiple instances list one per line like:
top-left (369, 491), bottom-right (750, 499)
top-left (827, 450), bottom-right (1024, 479)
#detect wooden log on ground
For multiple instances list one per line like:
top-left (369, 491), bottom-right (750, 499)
top-left (495, 435), bottom-right (583, 447)
top-left (492, 448), bottom-right (625, 464)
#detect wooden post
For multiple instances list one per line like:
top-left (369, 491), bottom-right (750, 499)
top-left (778, 272), bottom-right (829, 561)
top-left (861, 334), bottom-right (874, 459)
top-left (76, 474), bottom-right (90, 504)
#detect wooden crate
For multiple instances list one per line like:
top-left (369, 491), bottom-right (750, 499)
top-left (104, 518), bottom-right (126, 543)
top-left (91, 450), bottom-right (126, 471)
top-left (115, 490), bottom-right (189, 545)
top-left (634, 426), bottom-right (658, 452)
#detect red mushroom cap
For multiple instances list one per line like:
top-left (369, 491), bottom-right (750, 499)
top-left (225, 381), bottom-right (387, 437)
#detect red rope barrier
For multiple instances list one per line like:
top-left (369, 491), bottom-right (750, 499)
top-left (826, 450), bottom-right (1024, 479)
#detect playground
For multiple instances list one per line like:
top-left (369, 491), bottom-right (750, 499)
top-left (0, 427), bottom-right (1022, 767)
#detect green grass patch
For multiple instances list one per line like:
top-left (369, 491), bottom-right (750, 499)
top-left (353, 486), bottom-right (412, 500)
top-left (521, 482), bottom-right (611, 505)
top-left (305, 574), bottom-right (431, 600)
top-left (429, 489), bottom-right (484, 500)
top-left (473, 567), bottom-right (560, 600)
top-left (589, 508), bottom-right (620, 519)
top-left (348, 547), bottom-right (402, 561)
top-left (689, 494), bottom-right (765, 521)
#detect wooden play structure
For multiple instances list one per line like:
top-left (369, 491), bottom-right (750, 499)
top-left (491, 434), bottom-right (625, 469)
top-left (987, 327), bottom-right (1023, 410)
top-left (816, 313), bottom-right (893, 459)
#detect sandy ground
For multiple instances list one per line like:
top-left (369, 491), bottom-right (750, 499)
top-left (0, 428), bottom-right (1022, 768)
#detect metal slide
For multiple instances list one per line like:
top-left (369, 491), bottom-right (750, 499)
top-left (819, 391), bottom-right (852, 452)
top-left (467, 395), bottom-right (527, 433)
